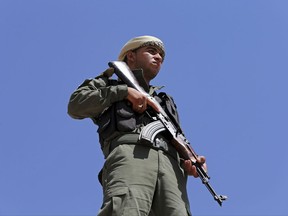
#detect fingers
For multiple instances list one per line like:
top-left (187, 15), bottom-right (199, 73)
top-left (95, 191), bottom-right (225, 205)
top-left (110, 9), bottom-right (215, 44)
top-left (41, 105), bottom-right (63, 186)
top-left (126, 88), bottom-right (148, 113)
top-left (126, 87), bottom-right (160, 113)
top-left (183, 160), bottom-right (198, 177)
top-left (147, 97), bottom-right (161, 112)
top-left (197, 155), bottom-right (206, 164)
top-left (134, 97), bottom-right (161, 113)
top-left (183, 156), bottom-right (207, 178)
top-left (133, 100), bottom-right (147, 113)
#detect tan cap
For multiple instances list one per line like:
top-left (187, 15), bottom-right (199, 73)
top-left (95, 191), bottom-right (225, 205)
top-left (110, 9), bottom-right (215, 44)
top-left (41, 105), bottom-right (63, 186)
top-left (118, 35), bottom-right (165, 61)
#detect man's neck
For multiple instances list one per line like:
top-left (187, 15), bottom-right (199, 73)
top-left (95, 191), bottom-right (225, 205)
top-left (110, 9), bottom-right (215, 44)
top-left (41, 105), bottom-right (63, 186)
top-left (132, 69), bottom-right (150, 92)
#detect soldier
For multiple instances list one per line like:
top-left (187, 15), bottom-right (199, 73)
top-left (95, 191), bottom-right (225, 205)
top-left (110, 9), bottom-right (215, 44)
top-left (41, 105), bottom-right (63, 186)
top-left (68, 35), bottom-right (206, 216)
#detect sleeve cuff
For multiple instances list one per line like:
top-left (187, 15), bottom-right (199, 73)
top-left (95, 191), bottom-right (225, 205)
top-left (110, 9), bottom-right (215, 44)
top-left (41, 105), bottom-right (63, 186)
top-left (109, 84), bottom-right (128, 103)
top-left (117, 84), bottom-right (128, 99)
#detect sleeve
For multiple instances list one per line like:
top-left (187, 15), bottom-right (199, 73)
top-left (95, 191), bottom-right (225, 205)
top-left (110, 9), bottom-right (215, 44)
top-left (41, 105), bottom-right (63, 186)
top-left (67, 73), bottom-right (128, 119)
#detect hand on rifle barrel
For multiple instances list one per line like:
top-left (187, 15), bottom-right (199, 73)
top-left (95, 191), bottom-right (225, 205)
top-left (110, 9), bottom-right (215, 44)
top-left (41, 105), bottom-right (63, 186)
top-left (183, 156), bottom-right (207, 177)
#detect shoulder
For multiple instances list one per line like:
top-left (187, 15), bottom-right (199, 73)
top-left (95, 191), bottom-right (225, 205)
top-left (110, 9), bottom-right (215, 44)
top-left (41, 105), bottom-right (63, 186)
top-left (77, 74), bottom-right (118, 90)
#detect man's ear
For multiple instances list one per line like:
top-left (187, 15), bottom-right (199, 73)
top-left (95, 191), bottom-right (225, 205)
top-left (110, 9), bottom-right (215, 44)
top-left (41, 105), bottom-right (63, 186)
top-left (126, 50), bottom-right (136, 63)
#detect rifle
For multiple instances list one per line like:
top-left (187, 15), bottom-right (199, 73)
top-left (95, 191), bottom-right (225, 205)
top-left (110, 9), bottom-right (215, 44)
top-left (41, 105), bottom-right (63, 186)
top-left (108, 61), bottom-right (227, 206)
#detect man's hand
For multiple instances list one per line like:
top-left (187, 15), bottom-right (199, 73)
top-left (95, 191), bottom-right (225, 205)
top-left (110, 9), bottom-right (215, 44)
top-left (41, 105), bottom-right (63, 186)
top-left (183, 156), bottom-right (207, 177)
top-left (126, 87), bottom-right (160, 113)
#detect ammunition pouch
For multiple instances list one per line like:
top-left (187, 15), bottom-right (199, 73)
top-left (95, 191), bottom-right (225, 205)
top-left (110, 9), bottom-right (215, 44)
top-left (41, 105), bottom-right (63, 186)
top-left (93, 101), bottom-right (137, 148)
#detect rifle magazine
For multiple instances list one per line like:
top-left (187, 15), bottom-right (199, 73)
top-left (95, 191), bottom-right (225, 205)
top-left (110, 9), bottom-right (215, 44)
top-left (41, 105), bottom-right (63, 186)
top-left (139, 120), bottom-right (166, 144)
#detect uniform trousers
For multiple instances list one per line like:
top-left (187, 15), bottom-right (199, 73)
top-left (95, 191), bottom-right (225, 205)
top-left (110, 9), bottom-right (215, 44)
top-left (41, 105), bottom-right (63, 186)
top-left (97, 143), bottom-right (191, 216)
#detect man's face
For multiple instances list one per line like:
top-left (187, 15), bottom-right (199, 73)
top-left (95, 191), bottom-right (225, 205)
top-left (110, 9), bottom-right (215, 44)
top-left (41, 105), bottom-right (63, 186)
top-left (133, 45), bottom-right (163, 82)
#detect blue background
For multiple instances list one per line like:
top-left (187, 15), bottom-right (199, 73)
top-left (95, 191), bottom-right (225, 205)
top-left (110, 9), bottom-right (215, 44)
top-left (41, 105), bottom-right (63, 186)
top-left (1, 0), bottom-right (287, 215)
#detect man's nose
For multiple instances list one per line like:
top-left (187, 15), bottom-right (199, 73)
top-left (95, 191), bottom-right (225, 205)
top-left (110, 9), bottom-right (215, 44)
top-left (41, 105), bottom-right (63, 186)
top-left (154, 53), bottom-right (163, 62)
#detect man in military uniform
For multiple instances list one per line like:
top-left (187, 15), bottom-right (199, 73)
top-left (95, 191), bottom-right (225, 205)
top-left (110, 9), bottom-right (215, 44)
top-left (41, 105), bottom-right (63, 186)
top-left (68, 35), bottom-right (206, 216)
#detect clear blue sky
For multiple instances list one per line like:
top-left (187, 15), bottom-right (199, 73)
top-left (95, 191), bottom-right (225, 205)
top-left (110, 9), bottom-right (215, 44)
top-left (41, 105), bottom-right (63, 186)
top-left (1, 0), bottom-right (287, 215)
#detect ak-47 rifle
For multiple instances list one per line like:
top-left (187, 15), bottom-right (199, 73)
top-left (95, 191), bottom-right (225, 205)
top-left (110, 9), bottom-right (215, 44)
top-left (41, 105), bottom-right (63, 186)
top-left (108, 61), bottom-right (227, 206)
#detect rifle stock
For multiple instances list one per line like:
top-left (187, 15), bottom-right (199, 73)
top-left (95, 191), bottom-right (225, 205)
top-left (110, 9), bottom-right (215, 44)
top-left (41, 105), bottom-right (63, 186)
top-left (108, 61), bottom-right (227, 206)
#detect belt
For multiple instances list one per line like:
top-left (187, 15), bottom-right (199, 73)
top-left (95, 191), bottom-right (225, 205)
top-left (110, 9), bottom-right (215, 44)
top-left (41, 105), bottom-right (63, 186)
top-left (109, 133), bottom-right (178, 160)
